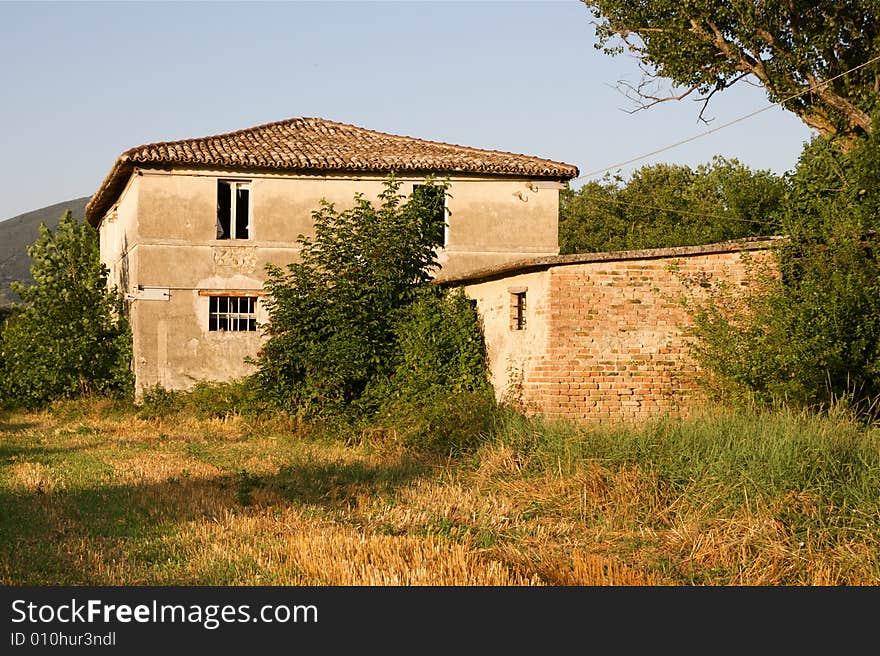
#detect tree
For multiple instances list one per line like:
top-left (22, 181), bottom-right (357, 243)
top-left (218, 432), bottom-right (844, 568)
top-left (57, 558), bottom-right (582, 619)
top-left (584, 1), bottom-right (880, 141)
top-left (254, 175), bottom-right (464, 416)
top-left (0, 305), bottom-right (19, 327)
top-left (559, 157), bottom-right (785, 254)
top-left (0, 211), bottom-right (132, 407)
top-left (686, 120), bottom-right (880, 412)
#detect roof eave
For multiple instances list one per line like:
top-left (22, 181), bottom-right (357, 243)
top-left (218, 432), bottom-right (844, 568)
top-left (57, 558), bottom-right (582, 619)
top-left (86, 159), bottom-right (577, 227)
top-left (433, 237), bottom-right (782, 286)
top-left (85, 155), bottom-right (135, 227)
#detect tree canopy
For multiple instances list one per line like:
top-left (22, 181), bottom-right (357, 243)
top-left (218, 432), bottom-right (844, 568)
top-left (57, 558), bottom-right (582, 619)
top-left (559, 156), bottom-right (785, 254)
top-left (253, 175), bottom-right (491, 424)
top-left (584, 1), bottom-right (880, 140)
top-left (0, 211), bottom-right (132, 407)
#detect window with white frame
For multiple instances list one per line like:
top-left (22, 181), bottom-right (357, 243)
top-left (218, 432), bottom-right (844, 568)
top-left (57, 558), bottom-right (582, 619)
top-left (208, 295), bottom-right (257, 331)
top-left (217, 180), bottom-right (251, 239)
top-left (412, 183), bottom-right (447, 246)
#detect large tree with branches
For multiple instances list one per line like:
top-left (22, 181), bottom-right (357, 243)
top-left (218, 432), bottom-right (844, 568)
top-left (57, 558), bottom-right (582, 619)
top-left (584, 1), bottom-right (879, 141)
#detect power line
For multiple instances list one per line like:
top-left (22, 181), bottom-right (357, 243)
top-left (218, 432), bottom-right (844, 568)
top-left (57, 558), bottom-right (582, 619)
top-left (575, 54), bottom-right (880, 181)
top-left (575, 192), bottom-right (781, 226)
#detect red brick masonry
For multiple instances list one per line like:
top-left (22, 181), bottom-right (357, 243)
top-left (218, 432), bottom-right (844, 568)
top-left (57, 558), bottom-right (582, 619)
top-left (443, 239), bottom-right (777, 422)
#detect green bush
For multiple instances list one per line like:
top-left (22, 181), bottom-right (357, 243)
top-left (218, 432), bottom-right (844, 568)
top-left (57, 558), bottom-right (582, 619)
top-left (377, 389), bottom-right (500, 455)
top-left (254, 175), bottom-right (451, 418)
top-left (0, 211), bottom-right (132, 408)
top-left (185, 380), bottom-right (271, 419)
top-left (251, 175), bottom-right (497, 450)
top-left (365, 287), bottom-right (497, 453)
top-left (137, 385), bottom-right (184, 420)
top-left (365, 288), bottom-right (491, 403)
top-left (686, 125), bottom-right (880, 414)
top-left (138, 379), bottom-right (271, 421)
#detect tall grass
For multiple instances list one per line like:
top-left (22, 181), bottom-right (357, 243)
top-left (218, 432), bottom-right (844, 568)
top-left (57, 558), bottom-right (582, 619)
top-left (497, 406), bottom-right (880, 506)
top-left (488, 405), bottom-right (880, 584)
top-left (2, 396), bottom-right (878, 585)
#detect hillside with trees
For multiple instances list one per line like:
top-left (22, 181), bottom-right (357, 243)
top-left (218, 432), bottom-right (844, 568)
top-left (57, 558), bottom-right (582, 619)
top-left (0, 196), bottom-right (90, 305)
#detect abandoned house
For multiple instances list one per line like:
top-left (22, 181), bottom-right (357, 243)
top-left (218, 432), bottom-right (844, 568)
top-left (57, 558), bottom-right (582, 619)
top-left (85, 117), bottom-right (579, 396)
top-left (87, 116), bottom-right (769, 420)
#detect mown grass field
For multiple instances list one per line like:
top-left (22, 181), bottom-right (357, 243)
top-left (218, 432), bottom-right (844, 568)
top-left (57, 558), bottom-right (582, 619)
top-left (1, 399), bottom-right (879, 585)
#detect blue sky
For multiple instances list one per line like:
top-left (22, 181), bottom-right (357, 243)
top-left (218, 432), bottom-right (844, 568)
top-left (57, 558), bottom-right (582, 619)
top-left (0, 0), bottom-right (814, 221)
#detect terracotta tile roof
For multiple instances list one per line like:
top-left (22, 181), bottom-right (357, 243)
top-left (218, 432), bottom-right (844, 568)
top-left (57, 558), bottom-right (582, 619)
top-left (86, 117), bottom-right (579, 225)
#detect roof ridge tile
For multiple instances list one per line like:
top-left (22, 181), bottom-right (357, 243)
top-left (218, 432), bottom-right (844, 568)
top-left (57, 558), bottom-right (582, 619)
top-left (86, 116), bottom-right (578, 225)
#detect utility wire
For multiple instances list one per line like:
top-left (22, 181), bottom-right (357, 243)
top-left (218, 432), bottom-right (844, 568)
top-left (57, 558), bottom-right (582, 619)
top-left (575, 54), bottom-right (880, 181)
top-left (577, 193), bottom-right (781, 226)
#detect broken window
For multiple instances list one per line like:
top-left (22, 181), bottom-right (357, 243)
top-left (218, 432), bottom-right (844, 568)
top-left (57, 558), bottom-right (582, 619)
top-left (217, 180), bottom-right (250, 239)
top-left (412, 183), bottom-right (447, 246)
top-left (208, 295), bottom-right (257, 331)
top-left (510, 290), bottom-right (527, 331)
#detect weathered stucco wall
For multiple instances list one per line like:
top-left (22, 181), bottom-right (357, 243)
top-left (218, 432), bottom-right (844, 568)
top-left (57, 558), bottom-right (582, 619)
top-left (99, 167), bottom-right (562, 394)
top-left (461, 243), bottom-right (772, 422)
top-left (99, 175), bottom-right (139, 294)
top-left (131, 291), bottom-right (268, 392)
top-left (461, 270), bottom-right (552, 400)
top-left (132, 168), bottom-right (560, 279)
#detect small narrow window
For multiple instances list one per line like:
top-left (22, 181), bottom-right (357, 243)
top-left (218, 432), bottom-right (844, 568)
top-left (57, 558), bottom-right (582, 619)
top-left (209, 295), bottom-right (257, 331)
top-left (217, 180), bottom-right (250, 240)
top-left (510, 290), bottom-right (527, 331)
top-left (235, 185), bottom-right (249, 239)
top-left (217, 181), bottom-right (231, 239)
top-left (413, 183), bottom-right (447, 247)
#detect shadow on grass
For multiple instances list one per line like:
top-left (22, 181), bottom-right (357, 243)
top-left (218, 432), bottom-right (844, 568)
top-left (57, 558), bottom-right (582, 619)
top-left (270, 458), bottom-right (424, 505)
top-left (0, 454), bottom-right (431, 585)
top-left (0, 420), bottom-right (33, 434)
top-left (0, 441), bottom-right (120, 461)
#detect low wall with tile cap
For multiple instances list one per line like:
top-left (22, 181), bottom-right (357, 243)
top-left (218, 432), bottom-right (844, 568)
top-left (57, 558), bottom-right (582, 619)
top-left (455, 239), bottom-right (776, 422)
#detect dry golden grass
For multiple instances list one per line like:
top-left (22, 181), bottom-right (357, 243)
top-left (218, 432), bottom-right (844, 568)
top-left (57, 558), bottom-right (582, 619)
top-left (1, 400), bottom-right (878, 586)
top-left (8, 460), bottom-right (60, 492)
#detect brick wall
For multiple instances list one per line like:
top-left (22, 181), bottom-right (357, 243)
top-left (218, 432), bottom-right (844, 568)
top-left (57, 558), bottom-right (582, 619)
top-left (457, 241), bottom-right (772, 422)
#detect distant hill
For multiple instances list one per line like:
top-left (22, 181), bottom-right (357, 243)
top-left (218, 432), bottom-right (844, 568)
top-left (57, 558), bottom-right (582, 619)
top-left (0, 197), bottom-right (91, 305)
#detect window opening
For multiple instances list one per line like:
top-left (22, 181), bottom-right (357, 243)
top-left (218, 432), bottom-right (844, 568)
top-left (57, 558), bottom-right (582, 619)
top-left (413, 183), bottom-right (447, 246)
top-left (510, 291), bottom-right (527, 331)
top-left (217, 180), bottom-right (250, 239)
top-left (208, 295), bottom-right (257, 331)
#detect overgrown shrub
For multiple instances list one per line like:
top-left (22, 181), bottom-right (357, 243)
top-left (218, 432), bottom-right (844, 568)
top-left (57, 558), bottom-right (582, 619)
top-left (256, 176), bottom-right (460, 411)
top-left (254, 175), bottom-right (446, 415)
top-left (0, 211), bottom-right (132, 408)
top-left (137, 385), bottom-right (184, 420)
top-left (252, 174), bottom-right (497, 445)
top-left (686, 126), bottom-right (880, 414)
top-left (138, 380), bottom-right (271, 421)
top-left (376, 389), bottom-right (501, 454)
top-left (366, 288), bottom-right (491, 403)
top-left (366, 287), bottom-right (497, 452)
